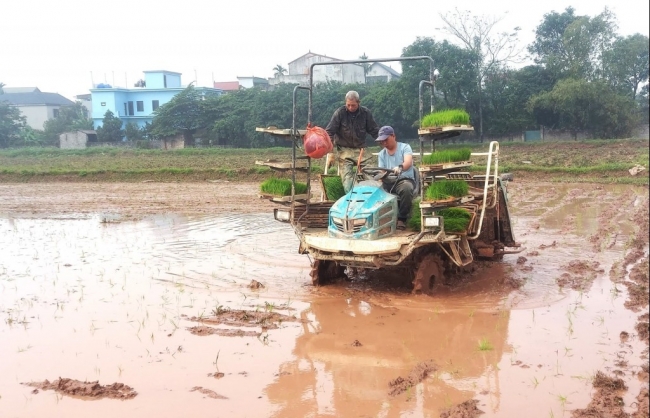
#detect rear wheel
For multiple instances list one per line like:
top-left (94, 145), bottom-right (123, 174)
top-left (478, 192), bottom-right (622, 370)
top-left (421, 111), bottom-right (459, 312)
top-left (310, 260), bottom-right (345, 286)
top-left (412, 254), bottom-right (444, 294)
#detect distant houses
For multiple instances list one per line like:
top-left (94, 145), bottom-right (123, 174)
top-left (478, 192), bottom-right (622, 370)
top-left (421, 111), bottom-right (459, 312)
top-left (267, 52), bottom-right (401, 87)
top-left (1, 87), bottom-right (75, 129)
top-left (4, 51), bottom-right (400, 136)
top-left (90, 70), bottom-right (222, 130)
top-left (215, 51), bottom-right (402, 90)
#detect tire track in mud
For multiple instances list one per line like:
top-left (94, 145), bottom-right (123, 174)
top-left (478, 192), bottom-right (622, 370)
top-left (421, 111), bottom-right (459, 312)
top-left (572, 194), bottom-right (649, 418)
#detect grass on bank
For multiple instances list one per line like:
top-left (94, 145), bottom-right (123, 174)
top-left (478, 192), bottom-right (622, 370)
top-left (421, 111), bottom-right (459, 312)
top-left (0, 138), bottom-right (647, 184)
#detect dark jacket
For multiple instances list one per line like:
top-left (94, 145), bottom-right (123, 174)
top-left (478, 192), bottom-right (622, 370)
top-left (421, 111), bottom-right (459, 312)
top-left (325, 105), bottom-right (380, 149)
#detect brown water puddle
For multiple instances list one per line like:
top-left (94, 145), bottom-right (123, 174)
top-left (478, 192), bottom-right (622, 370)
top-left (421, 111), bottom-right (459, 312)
top-left (0, 182), bottom-right (647, 418)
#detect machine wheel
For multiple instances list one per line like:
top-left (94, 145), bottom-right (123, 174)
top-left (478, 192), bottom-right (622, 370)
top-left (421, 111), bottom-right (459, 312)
top-left (412, 254), bottom-right (444, 294)
top-left (310, 260), bottom-right (344, 286)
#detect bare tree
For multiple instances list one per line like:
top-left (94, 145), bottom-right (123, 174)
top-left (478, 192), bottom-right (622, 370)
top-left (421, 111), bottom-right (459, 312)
top-left (359, 53), bottom-right (371, 83)
top-left (439, 9), bottom-right (522, 141)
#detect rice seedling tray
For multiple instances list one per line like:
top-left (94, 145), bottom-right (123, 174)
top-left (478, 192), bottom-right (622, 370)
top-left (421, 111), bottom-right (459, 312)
top-left (419, 161), bottom-right (473, 173)
top-left (259, 193), bottom-right (311, 203)
top-left (419, 195), bottom-right (475, 207)
top-left (418, 125), bottom-right (474, 136)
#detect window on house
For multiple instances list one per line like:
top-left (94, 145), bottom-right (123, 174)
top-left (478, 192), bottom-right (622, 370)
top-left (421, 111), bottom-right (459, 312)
top-left (53, 109), bottom-right (59, 118)
top-left (164, 75), bottom-right (167, 88)
top-left (124, 103), bottom-right (128, 116)
top-left (152, 100), bottom-right (159, 111)
top-left (127, 101), bottom-right (134, 116)
top-left (136, 101), bottom-right (144, 112)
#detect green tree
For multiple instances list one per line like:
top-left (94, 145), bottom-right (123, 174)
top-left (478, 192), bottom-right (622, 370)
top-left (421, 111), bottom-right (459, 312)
top-left (150, 85), bottom-right (209, 146)
top-left (0, 101), bottom-right (26, 147)
top-left (401, 37), bottom-right (479, 115)
top-left (96, 110), bottom-right (124, 142)
top-left (439, 8), bottom-right (522, 141)
top-left (482, 65), bottom-right (556, 136)
top-left (604, 34), bottom-right (649, 99)
top-left (273, 65), bottom-right (287, 77)
top-left (18, 126), bottom-right (45, 147)
top-left (529, 7), bottom-right (618, 80)
top-left (528, 78), bottom-right (637, 139)
top-left (124, 122), bottom-right (146, 141)
top-left (41, 101), bottom-right (93, 146)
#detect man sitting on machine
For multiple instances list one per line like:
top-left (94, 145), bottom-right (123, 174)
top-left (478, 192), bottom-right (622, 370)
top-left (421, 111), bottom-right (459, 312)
top-left (375, 126), bottom-right (415, 231)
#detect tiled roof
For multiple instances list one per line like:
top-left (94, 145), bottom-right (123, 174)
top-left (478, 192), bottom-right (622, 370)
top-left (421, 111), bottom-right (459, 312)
top-left (288, 52), bottom-right (342, 64)
top-left (371, 62), bottom-right (401, 77)
top-left (213, 81), bottom-right (240, 91)
top-left (1, 92), bottom-right (75, 106)
top-left (2, 87), bottom-right (41, 93)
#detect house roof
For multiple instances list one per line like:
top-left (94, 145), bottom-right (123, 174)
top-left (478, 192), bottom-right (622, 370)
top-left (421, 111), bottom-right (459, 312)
top-left (213, 81), bottom-right (240, 91)
top-left (237, 76), bottom-right (269, 84)
top-left (143, 70), bottom-right (182, 75)
top-left (2, 87), bottom-right (41, 93)
top-left (370, 62), bottom-right (401, 77)
top-left (288, 51), bottom-right (342, 64)
top-left (1, 92), bottom-right (75, 106)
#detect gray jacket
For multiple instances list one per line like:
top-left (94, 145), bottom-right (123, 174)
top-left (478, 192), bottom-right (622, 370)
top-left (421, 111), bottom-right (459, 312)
top-left (325, 105), bottom-right (380, 149)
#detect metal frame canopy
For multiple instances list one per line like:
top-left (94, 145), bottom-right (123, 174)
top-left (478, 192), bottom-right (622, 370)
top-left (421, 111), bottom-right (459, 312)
top-left (288, 56), bottom-right (438, 202)
top-left (291, 56), bottom-right (436, 137)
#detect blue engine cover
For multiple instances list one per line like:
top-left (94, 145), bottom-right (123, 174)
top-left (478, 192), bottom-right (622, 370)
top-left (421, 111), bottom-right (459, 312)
top-left (328, 181), bottom-right (398, 240)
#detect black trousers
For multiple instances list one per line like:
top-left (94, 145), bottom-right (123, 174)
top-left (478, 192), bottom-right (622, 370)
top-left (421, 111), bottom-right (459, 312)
top-left (383, 178), bottom-right (414, 221)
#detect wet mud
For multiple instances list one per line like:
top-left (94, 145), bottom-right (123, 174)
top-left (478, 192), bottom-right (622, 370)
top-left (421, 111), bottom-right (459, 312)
top-left (388, 360), bottom-right (438, 396)
top-left (190, 386), bottom-right (228, 399)
top-left (572, 372), bottom-right (627, 418)
top-left (0, 181), bottom-right (648, 418)
top-left (22, 378), bottom-right (137, 400)
top-left (440, 399), bottom-right (484, 418)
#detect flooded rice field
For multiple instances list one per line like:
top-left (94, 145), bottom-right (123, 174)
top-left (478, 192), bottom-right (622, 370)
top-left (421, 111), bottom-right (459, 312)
top-left (0, 181), bottom-right (648, 418)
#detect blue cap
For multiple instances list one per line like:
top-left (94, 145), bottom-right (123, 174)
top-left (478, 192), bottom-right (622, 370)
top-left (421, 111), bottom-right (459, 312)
top-left (376, 126), bottom-right (394, 141)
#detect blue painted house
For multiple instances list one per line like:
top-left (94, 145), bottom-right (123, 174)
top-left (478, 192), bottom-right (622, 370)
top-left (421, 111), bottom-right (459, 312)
top-left (90, 70), bottom-right (222, 130)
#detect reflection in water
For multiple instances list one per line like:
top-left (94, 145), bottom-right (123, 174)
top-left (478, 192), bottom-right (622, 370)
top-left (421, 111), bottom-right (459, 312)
top-left (266, 290), bottom-right (511, 417)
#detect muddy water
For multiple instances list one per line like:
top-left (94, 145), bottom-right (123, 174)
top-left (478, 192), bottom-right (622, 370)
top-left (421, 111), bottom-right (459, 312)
top-left (0, 182), bottom-right (647, 418)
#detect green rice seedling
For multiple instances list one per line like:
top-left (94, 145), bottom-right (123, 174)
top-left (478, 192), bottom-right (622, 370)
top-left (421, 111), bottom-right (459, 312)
top-left (321, 176), bottom-right (345, 201)
top-left (441, 217), bottom-right (469, 233)
top-left (260, 178), bottom-right (308, 196)
top-left (421, 109), bottom-right (470, 128)
top-left (422, 148), bottom-right (472, 165)
top-left (478, 338), bottom-right (493, 351)
top-left (407, 198), bottom-right (421, 231)
top-left (424, 180), bottom-right (469, 200)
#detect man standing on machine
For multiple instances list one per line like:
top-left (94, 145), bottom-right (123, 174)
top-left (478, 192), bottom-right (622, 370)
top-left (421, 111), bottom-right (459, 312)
top-left (325, 90), bottom-right (380, 193)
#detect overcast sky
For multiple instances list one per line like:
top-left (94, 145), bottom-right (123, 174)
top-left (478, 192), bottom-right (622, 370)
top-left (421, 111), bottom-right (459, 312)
top-left (2, 0), bottom-right (648, 101)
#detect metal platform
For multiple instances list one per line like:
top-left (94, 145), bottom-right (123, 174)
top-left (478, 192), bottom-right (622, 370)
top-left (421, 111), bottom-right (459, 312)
top-left (255, 159), bottom-right (309, 172)
top-left (418, 124), bottom-right (474, 136)
top-left (255, 127), bottom-right (307, 139)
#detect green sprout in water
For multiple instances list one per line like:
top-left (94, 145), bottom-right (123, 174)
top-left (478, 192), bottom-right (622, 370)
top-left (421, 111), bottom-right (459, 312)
top-left (478, 338), bottom-right (493, 351)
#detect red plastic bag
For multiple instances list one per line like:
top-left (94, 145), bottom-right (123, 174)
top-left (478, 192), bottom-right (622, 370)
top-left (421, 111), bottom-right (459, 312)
top-left (303, 125), bottom-right (333, 159)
